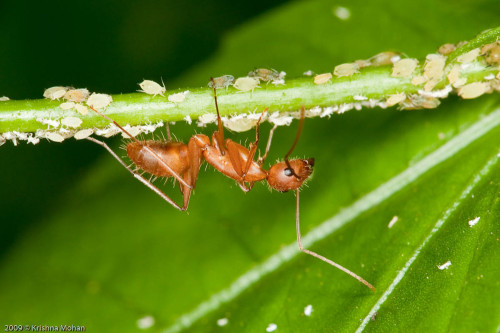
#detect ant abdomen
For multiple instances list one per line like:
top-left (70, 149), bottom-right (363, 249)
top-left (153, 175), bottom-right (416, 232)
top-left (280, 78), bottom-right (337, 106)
top-left (267, 158), bottom-right (314, 192)
top-left (127, 141), bottom-right (190, 177)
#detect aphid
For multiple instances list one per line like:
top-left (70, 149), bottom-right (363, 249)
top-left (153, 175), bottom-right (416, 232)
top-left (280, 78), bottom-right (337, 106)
top-left (354, 59), bottom-right (371, 69)
top-left (208, 75), bottom-right (234, 89)
top-left (438, 43), bottom-right (456, 55)
top-left (447, 65), bottom-right (466, 88)
top-left (46, 132), bottom-right (65, 143)
top-left (304, 305), bottom-right (313, 316)
top-left (334, 63), bottom-right (359, 77)
top-left (481, 41), bottom-right (500, 66)
top-left (74, 128), bottom-right (94, 140)
top-left (43, 86), bottom-right (69, 100)
top-left (216, 318), bottom-right (228, 327)
top-left (233, 76), bottom-right (260, 92)
top-left (437, 260), bottom-right (451, 270)
top-left (400, 94), bottom-right (440, 110)
top-left (87, 93), bottom-right (113, 109)
top-left (369, 51), bottom-right (401, 66)
top-left (64, 88), bottom-right (90, 103)
top-left (168, 92), bottom-right (187, 103)
top-left (313, 73), bottom-right (332, 85)
top-left (468, 216), bottom-right (480, 227)
top-left (456, 48), bottom-right (480, 64)
top-left (60, 102), bottom-right (76, 110)
top-left (458, 82), bottom-right (490, 99)
top-left (386, 93), bottom-right (406, 107)
top-left (61, 116), bottom-right (83, 128)
top-left (75, 104), bottom-right (89, 115)
top-left (392, 59), bottom-right (418, 78)
top-left (86, 78), bottom-right (376, 292)
top-left (387, 216), bottom-right (399, 228)
top-left (138, 79), bottom-right (166, 97)
top-left (424, 54), bottom-right (445, 81)
top-left (0, 96), bottom-right (10, 101)
top-left (411, 75), bottom-right (427, 86)
top-left (248, 68), bottom-right (280, 82)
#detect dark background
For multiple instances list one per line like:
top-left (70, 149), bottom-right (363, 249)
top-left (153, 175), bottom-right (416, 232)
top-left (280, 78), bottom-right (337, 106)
top-left (0, 0), bottom-right (290, 258)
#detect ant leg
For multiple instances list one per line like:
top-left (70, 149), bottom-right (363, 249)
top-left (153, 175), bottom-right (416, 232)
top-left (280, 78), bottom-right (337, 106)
top-left (210, 77), bottom-right (226, 155)
top-left (165, 122), bottom-right (172, 142)
top-left (241, 108), bottom-right (267, 179)
top-left (257, 124), bottom-right (278, 166)
top-left (295, 190), bottom-right (376, 292)
top-left (88, 106), bottom-right (192, 189)
top-left (86, 137), bottom-right (186, 211)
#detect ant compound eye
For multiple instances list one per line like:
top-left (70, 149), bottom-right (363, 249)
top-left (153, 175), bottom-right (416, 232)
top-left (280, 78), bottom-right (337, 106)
top-left (284, 168), bottom-right (294, 177)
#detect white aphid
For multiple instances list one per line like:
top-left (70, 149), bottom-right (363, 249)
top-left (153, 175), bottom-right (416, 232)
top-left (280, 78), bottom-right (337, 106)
top-left (418, 85), bottom-right (452, 98)
top-left (437, 260), bottom-right (452, 270)
top-left (266, 323), bottom-right (277, 332)
top-left (223, 116), bottom-right (259, 132)
top-left (27, 135), bottom-right (40, 145)
top-left (64, 88), bottom-right (90, 103)
top-left (333, 6), bottom-right (350, 20)
top-left (334, 63), bottom-right (360, 77)
top-left (303, 70), bottom-right (314, 76)
top-left (392, 59), bottom-right (418, 78)
top-left (198, 113), bottom-right (217, 125)
top-left (0, 96), bottom-right (10, 101)
top-left (457, 48), bottom-right (480, 64)
top-left (468, 216), bottom-right (480, 227)
top-left (96, 124), bottom-right (121, 138)
top-left (75, 103), bottom-right (89, 115)
top-left (314, 73), bottom-right (332, 85)
top-left (136, 315), bottom-right (155, 330)
top-left (168, 92), bottom-right (187, 103)
top-left (369, 51), bottom-right (401, 66)
top-left (43, 86), bottom-right (69, 100)
top-left (233, 77), bottom-right (260, 92)
top-left (208, 75), bottom-right (235, 89)
top-left (216, 318), bottom-right (228, 327)
top-left (447, 65), bottom-right (466, 88)
top-left (74, 128), bottom-right (94, 140)
top-left (138, 79), bottom-right (166, 97)
top-left (268, 112), bottom-right (293, 126)
top-left (248, 68), bottom-right (280, 82)
top-left (60, 101), bottom-right (75, 110)
top-left (355, 59), bottom-right (372, 68)
top-left (458, 82), bottom-right (490, 99)
top-left (46, 132), bottom-right (65, 143)
top-left (388, 216), bottom-right (399, 228)
top-left (353, 95), bottom-right (368, 101)
top-left (386, 93), bottom-right (406, 107)
top-left (424, 54), bottom-right (446, 81)
top-left (438, 43), bottom-right (456, 55)
top-left (184, 115), bottom-right (192, 125)
top-left (304, 304), bottom-right (313, 316)
top-left (411, 75), bottom-right (427, 86)
top-left (87, 93), bottom-right (113, 109)
top-left (423, 80), bottom-right (438, 92)
top-left (61, 116), bottom-right (83, 128)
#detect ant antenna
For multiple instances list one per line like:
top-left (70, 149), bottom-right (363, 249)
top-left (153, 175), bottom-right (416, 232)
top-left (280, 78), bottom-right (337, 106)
top-left (210, 77), bottom-right (226, 155)
top-left (284, 106), bottom-right (306, 179)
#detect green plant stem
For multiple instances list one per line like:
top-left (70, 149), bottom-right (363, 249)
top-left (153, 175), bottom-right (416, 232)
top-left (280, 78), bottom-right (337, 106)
top-left (0, 27), bottom-right (499, 135)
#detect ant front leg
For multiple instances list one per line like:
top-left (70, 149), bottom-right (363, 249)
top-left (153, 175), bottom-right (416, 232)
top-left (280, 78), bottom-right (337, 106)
top-left (257, 124), bottom-right (278, 166)
top-left (86, 137), bottom-right (187, 211)
top-left (294, 189), bottom-right (376, 292)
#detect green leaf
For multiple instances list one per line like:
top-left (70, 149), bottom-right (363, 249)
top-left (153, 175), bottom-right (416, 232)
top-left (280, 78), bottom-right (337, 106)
top-left (1, 0), bottom-right (499, 332)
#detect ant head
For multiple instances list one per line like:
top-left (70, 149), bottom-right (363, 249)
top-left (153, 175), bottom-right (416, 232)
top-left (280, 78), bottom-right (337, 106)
top-left (267, 158), bottom-right (314, 192)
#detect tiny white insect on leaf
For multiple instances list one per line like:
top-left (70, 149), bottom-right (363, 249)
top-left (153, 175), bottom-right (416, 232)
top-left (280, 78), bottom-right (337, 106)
top-left (61, 117), bottom-right (83, 129)
top-left (44, 86), bottom-right (69, 100)
top-left (0, 96), bottom-right (10, 101)
top-left (46, 132), bottom-right (65, 143)
top-left (334, 63), bottom-right (360, 77)
top-left (136, 315), bottom-right (155, 330)
top-left (266, 323), bottom-right (277, 332)
top-left (314, 73), bottom-right (332, 85)
top-left (468, 216), bottom-right (480, 227)
top-left (386, 93), bottom-right (406, 107)
top-left (457, 48), bottom-right (481, 64)
top-left (208, 75), bottom-right (235, 89)
top-left (87, 93), bottom-right (113, 109)
top-left (64, 88), bottom-right (90, 103)
top-left (437, 260), bottom-right (452, 270)
top-left (224, 117), bottom-right (259, 132)
top-left (74, 129), bottom-right (94, 140)
top-left (438, 43), bottom-right (456, 55)
top-left (233, 77), bottom-right (260, 92)
top-left (411, 76), bottom-right (427, 86)
top-left (138, 79), bottom-right (166, 97)
top-left (216, 318), bottom-right (228, 327)
top-left (304, 304), bottom-right (313, 316)
top-left (392, 59), bottom-right (418, 78)
top-left (168, 92), bottom-right (186, 103)
top-left (75, 104), bottom-right (89, 115)
top-left (458, 82), bottom-right (490, 99)
top-left (60, 102), bottom-right (76, 110)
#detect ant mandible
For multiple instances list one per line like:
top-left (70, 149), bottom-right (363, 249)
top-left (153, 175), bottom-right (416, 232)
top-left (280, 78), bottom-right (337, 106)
top-left (86, 79), bottom-right (376, 291)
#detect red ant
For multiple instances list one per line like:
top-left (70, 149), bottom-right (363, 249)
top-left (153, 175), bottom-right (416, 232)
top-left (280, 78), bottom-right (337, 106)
top-left (86, 79), bottom-right (376, 292)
